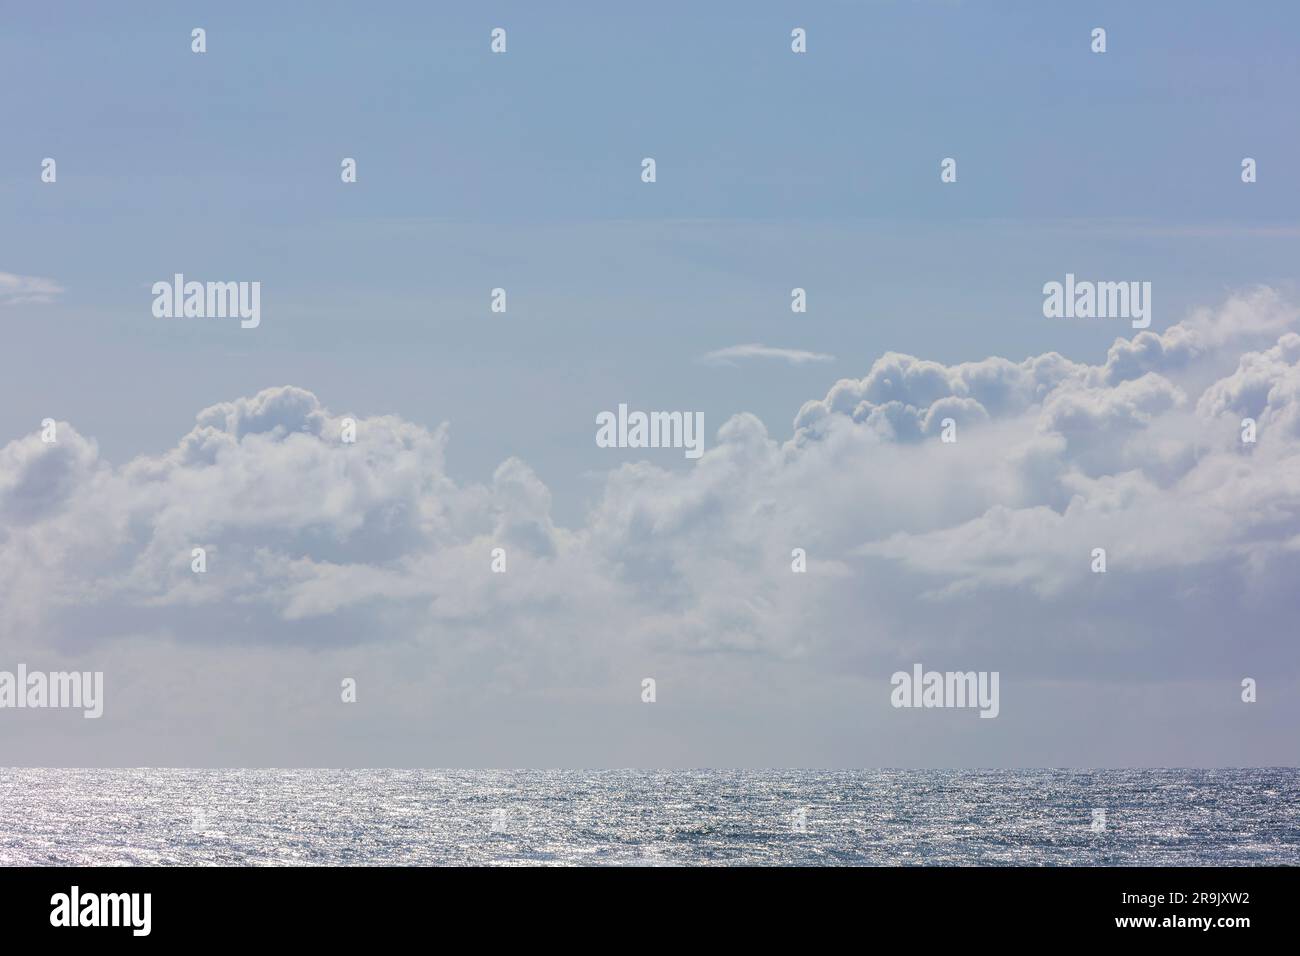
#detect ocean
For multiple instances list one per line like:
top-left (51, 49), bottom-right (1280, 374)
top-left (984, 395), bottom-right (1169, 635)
top-left (1, 768), bottom-right (1296, 866)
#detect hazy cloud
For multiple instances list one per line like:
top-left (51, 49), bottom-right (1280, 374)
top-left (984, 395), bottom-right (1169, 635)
top-left (0, 272), bottom-right (63, 306)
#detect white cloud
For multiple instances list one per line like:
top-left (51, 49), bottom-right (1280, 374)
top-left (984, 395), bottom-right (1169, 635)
top-left (5, 290), bottom-right (1299, 645)
top-left (3, 289), bottom-right (1300, 763)
top-left (0, 272), bottom-right (63, 306)
top-left (698, 343), bottom-right (834, 366)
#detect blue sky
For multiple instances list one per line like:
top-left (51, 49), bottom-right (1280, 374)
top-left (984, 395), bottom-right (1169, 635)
top-left (5, 1), bottom-right (1300, 514)
top-left (2, 2), bottom-right (1299, 765)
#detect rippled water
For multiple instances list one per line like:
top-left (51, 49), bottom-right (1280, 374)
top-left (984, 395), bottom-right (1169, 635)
top-left (0, 768), bottom-right (1296, 866)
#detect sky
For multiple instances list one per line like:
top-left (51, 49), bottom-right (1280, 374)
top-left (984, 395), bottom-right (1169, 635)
top-left (1, 1), bottom-right (1299, 766)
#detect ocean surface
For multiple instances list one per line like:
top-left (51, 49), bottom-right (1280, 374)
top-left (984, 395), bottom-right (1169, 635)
top-left (1, 768), bottom-right (1297, 866)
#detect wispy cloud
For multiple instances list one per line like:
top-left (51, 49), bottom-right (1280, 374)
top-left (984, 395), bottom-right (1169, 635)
top-left (0, 272), bottom-right (63, 306)
top-left (698, 343), bottom-right (835, 366)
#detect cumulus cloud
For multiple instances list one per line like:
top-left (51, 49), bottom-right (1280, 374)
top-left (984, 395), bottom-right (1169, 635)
top-left (2, 288), bottom-right (1300, 765)
top-left (839, 291), bottom-right (1300, 611)
top-left (792, 350), bottom-right (1081, 443)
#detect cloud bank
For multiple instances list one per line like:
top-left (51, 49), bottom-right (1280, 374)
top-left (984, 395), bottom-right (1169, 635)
top-left (2, 289), bottom-right (1298, 765)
